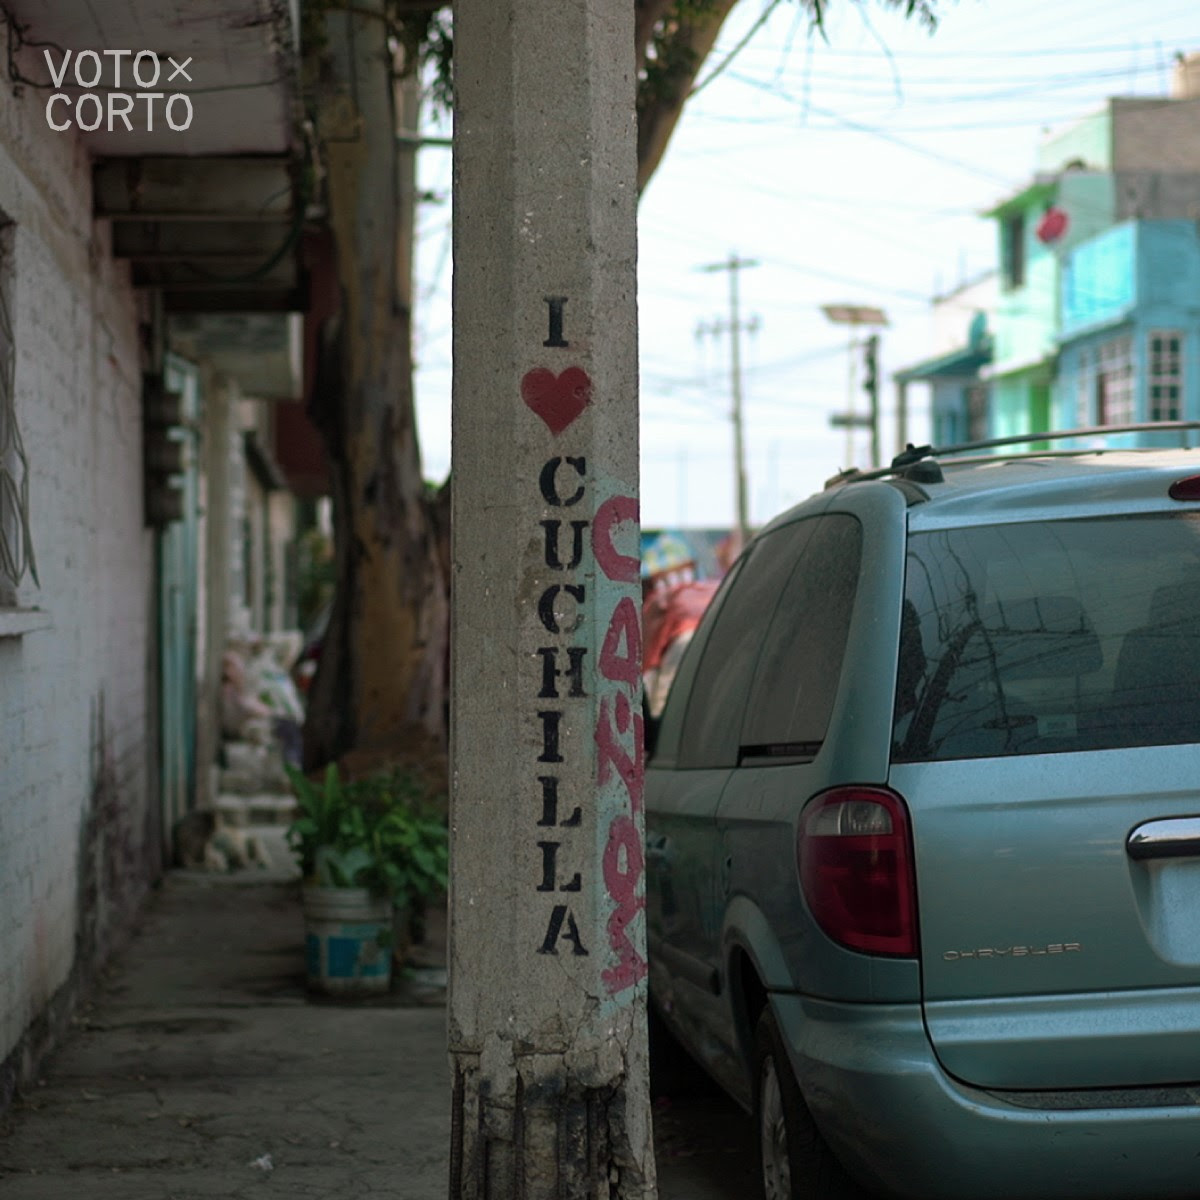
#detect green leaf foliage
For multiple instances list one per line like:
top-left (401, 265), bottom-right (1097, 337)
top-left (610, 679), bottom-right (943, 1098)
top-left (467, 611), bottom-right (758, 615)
top-left (286, 763), bottom-right (449, 905)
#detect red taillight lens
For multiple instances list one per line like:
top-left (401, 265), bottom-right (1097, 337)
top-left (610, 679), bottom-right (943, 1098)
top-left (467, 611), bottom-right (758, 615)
top-left (1169, 475), bottom-right (1200, 502)
top-left (797, 787), bottom-right (918, 957)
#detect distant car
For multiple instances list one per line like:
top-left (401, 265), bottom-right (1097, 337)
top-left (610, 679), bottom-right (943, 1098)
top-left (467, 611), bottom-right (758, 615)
top-left (645, 429), bottom-right (1200, 1200)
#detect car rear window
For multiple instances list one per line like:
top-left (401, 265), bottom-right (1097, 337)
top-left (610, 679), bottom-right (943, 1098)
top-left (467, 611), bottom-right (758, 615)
top-left (892, 513), bottom-right (1200, 762)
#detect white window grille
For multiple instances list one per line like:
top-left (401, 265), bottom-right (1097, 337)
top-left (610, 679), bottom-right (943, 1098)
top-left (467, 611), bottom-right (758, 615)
top-left (0, 224), bottom-right (36, 601)
top-left (1095, 335), bottom-right (1133, 427)
top-left (1076, 349), bottom-right (1092, 425)
top-left (1148, 330), bottom-right (1182, 422)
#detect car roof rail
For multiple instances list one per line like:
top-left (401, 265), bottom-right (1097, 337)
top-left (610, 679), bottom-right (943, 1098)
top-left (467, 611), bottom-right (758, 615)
top-left (824, 420), bottom-right (1200, 490)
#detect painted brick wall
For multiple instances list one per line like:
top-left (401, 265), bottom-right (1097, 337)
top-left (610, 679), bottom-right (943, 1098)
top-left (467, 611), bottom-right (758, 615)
top-left (0, 30), bottom-right (155, 1102)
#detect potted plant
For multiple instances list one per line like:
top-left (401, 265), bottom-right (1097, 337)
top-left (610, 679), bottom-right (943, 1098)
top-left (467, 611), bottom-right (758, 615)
top-left (285, 763), bottom-right (449, 997)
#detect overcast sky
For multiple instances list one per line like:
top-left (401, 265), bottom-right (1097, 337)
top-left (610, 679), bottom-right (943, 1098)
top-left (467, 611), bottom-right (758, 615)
top-left (410, 0), bottom-right (1200, 529)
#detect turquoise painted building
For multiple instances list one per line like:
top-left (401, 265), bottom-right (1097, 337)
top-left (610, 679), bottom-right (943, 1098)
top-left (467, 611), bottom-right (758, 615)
top-left (1055, 220), bottom-right (1200, 442)
top-left (897, 86), bottom-right (1200, 451)
top-left (895, 303), bottom-right (993, 449)
top-left (984, 168), bottom-right (1116, 442)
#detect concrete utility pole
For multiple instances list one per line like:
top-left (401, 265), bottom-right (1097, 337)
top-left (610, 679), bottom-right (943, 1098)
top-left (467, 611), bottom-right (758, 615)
top-left (450, 3), bottom-right (655, 1198)
top-left (699, 254), bottom-right (758, 546)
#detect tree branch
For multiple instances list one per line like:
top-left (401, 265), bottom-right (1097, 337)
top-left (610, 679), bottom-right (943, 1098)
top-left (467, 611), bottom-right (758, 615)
top-left (635, 0), bottom-right (679, 74)
top-left (636, 0), bottom-right (741, 192)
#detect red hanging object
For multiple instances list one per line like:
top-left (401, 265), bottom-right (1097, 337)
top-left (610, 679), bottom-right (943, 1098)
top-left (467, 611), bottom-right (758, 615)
top-left (1036, 206), bottom-right (1069, 243)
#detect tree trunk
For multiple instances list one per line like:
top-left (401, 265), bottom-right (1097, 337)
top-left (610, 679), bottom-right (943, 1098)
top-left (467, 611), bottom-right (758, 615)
top-left (303, 5), bottom-right (448, 776)
top-left (636, 0), bottom-right (742, 192)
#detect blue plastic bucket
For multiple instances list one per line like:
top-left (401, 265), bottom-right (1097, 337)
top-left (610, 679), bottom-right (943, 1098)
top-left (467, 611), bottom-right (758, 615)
top-left (302, 886), bottom-right (393, 996)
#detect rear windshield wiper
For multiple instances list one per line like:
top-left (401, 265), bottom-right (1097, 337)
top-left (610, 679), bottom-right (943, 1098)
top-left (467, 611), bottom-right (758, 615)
top-left (737, 741), bottom-right (823, 765)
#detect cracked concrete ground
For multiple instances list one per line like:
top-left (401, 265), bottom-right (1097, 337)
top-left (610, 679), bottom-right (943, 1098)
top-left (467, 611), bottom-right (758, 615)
top-left (0, 868), bottom-right (756, 1199)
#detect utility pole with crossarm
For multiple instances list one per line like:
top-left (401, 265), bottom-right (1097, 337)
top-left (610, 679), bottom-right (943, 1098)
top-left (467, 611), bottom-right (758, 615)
top-left (699, 253), bottom-right (758, 547)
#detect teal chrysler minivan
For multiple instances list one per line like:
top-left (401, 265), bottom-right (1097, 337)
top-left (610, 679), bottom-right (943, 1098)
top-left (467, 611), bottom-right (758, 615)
top-left (645, 429), bottom-right (1200, 1200)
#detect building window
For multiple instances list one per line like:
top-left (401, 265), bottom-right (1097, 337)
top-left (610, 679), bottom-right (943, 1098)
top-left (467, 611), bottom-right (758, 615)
top-left (1094, 335), bottom-right (1134, 427)
top-left (1002, 213), bottom-right (1026, 289)
top-left (1148, 331), bottom-right (1182, 421)
top-left (0, 222), bottom-right (35, 603)
top-left (1076, 348), bottom-right (1092, 425)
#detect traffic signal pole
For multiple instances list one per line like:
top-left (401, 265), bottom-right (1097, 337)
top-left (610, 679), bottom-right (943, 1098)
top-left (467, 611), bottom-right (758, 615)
top-left (449, 3), bottom-right (656, 1196)
top-left (823, 305), bottom-right (886, 471)
top-left (864, 334), bottom-right (880, 469)
top-left (829, 332), bottom-right (882, 469)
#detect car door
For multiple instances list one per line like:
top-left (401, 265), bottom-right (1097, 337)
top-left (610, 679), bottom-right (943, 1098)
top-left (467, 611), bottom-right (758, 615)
top-left (646, 520), bottom-right (821, 1082)
top-left (716, 512), bottom-right (867, 985)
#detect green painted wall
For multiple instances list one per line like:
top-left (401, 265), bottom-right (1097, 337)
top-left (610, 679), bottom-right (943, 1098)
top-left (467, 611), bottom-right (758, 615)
top-left (994, 228), bottom-right (1057, 367)
top-left (990, 367), bottom-right (1053, 441)
top-left (992, 173), bottom-right (1115, 369)
top-left (1037, 108), bottom-right (1112, 172)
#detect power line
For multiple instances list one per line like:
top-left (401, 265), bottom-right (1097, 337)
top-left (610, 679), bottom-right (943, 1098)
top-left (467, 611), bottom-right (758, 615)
top-left (688, 109), bottom-right (1107, 133)
top-left (723, 72), bottom-right (1025, 186)
top-left (689, 0), bottom-right (784, 99)
top-left (733, 39), bottom-right (1189, 60)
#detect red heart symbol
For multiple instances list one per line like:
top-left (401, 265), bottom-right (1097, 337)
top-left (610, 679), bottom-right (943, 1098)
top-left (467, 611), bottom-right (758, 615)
top-left (521, 367), bottom-right (592, 435)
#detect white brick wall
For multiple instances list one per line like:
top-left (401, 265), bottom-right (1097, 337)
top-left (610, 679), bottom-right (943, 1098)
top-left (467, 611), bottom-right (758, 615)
top-left (0, 29), bottom-right (153, 1088)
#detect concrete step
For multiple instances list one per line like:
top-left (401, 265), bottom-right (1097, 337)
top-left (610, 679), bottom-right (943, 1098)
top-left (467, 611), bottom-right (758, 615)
top-left (215, 793), bottom-right (297, 827)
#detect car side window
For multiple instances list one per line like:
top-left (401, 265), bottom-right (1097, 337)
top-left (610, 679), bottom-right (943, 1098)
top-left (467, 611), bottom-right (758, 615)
top-left (676, 522), bottom-right (816, 769)
top-left (739, 514), bottom-right (863, 760)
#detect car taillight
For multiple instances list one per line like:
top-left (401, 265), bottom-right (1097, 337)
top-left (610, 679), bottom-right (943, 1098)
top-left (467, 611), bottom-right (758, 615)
top-left (1169, 475), bottom-right (1200, 502)
top-left (797, 787), bottom-right (918, 957)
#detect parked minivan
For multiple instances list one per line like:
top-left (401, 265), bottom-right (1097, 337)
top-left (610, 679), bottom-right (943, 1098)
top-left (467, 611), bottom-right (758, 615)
top-left (646, 429), bottom-right (1200, 1200)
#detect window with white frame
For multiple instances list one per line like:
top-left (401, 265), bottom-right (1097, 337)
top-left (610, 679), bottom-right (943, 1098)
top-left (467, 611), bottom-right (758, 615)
top-left (1148, 330), bottom-right (1183, 422)
top-left (1076, 348), bottom-right (1092, 425)
top-left (1095, 335), bottom-right (1133, 427)
top-left (0, 222), bottom-right (36, 603)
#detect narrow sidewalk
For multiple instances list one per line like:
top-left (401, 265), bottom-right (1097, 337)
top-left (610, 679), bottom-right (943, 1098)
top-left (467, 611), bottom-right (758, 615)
top-left (0, 870), bottom-right (755, 1199)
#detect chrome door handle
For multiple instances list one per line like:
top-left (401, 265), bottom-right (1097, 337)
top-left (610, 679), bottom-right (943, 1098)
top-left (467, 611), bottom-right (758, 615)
top-left (1127, 817), bottom-right (1200, 861)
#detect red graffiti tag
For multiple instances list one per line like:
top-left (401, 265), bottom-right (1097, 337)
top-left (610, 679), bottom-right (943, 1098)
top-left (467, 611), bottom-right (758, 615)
top-left (598, 596), bottom-right (641, 689)
top-left (521, 366), bottom-right (592, 435)
top-left (601, 815), bottom-right (646, 993)
top-left (594, 493), bottom-right (647, 995)
top-left (596, 694), bottom-right (644, 816)
top-left (592, 495), bottom-right (640, 583)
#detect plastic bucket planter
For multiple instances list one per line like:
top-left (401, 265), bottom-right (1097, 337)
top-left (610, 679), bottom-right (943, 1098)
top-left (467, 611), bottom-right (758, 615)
top-left (302, 886), bottom-right (393, 996)
top-left (392, 899), bottom-right (413, 971)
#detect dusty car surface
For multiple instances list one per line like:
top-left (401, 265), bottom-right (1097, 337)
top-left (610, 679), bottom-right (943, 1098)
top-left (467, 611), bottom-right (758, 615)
top-left (645, 428), bottom-right (1200, 1200)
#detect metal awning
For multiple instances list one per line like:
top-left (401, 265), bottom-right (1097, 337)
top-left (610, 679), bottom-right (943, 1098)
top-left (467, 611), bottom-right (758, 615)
top-left (4, 0), bottom-right (303, 312)
top-left (895, 342), bottom-right (993, 384)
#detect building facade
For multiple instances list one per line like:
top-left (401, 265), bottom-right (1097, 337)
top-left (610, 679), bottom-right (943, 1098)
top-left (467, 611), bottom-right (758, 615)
top-left (1056, 221), bottom-right (1200, 438)
top-left (0, 0), bottom-right (312, 1107)
top-left (897, 55), bottom-right (1200, 451)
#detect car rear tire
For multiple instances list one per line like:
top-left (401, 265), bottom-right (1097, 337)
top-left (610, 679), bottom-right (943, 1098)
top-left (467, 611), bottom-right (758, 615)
top-left (754, 1008), bottom-right (866, 1200)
